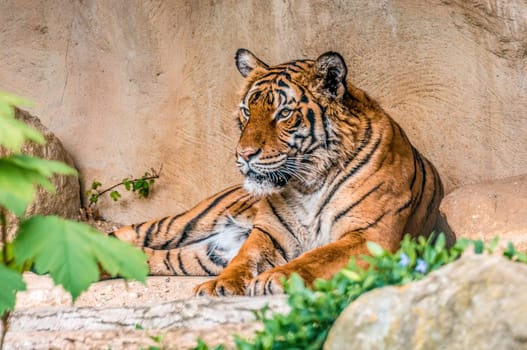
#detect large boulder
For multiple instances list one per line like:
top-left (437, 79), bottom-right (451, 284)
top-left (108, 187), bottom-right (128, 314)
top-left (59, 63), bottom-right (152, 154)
top-left (440, 174), bottom-right (527, 252)
top-left (324, 255), bottom-right (527, 350)
top-left (0, 108), bottom-right (81, 239)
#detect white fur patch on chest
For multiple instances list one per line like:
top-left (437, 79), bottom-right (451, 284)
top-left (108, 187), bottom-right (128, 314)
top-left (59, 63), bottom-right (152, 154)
top-left (282, 185), bottom-right (333, 251)
top-left (206, 216), bottom-right (253, 261)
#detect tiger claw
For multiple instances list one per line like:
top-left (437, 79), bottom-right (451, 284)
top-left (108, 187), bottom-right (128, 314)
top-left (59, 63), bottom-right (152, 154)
top-left (246, 271), bottom-right (286, 296)
top-left (194, 278), bottom-right (246, 296)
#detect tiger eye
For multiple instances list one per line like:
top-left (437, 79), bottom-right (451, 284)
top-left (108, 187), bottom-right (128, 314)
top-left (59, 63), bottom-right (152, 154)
top-left (278, 108), bottom-right (292, 119)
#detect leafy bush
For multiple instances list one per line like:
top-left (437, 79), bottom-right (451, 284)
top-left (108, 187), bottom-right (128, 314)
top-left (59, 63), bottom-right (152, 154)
top-left (196, 235), bottom-right (526, 350)
top-left (0, 92), bottom-right (148, 348)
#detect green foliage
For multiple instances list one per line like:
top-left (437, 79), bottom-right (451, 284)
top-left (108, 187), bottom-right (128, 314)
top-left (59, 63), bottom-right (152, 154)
top-left (200, 235), bottom-right (526, 350)
top-left (0, 264), bottom-right (26, 315)
top-left (14, 216), bottom-right (147, 299)
top-left (0, 155), bottom-right (77, 216)
top-left (85, 167), bottom-right (161, 208)
top-left (0, 92), bottom-right (148, 347)
top-left (0, 92), bottom-right (44, 152)
top-left (193, 338), bottom-right (225, 350)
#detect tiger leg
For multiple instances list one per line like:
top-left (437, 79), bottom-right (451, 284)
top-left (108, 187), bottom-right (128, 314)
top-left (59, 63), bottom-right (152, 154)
top-left (111, 185), bottom-right (257, 276)
top-left (194, 225), bottom-right (292, 296)
top-left (194, 229), bottom-right (392, 296)
top-left (245, 233), bottom-right (372, 296)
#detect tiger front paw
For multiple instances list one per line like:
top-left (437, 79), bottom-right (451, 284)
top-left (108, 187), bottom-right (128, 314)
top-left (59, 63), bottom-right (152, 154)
top-left (246, 270), bottom-right (287, 296)
top-left (194, 277), bottom-right (247, 296)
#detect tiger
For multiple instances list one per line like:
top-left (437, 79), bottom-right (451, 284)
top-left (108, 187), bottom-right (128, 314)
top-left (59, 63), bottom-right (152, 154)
top-left (110, 48), bottom-right (452, 296)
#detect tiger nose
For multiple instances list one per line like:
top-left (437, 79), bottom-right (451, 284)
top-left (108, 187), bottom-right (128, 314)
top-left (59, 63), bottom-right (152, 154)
top-left (237, 147), bottom-right (260, 161)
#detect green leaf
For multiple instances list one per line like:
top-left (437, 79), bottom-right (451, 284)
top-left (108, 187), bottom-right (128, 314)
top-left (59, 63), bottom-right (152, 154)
top-left (0, 264), bottom-right (26, 314)
top-left (473, 240), bottom-right (484, 254)
top-left (486, 236), bottom-right (499, 254)
top-left (0, 156), bottom-right (77, 216)
top-left (13, 216), bottom-right (148, 300)
top-left (89, 193), bottom-right (99, 204)
top-left (366, 241), bottom-right (385, 257)
top-left (91, 181), bottom-right (102, 190)
top-left (0, 92), bottom-right (42, 152)
top-left (8, 155), bottom-right (77, 177)
top-left (110, 190), bottom-right (121, 201)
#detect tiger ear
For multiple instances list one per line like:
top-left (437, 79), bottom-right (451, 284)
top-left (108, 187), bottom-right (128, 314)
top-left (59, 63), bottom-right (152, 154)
top-left (313, 52), bottom-right (347, 100)
top-left (235, 49), bottom-right (269, 77)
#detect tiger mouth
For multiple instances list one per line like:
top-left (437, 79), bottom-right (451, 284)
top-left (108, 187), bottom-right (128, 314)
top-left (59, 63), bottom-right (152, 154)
top-left (246, 170), bottom-right (290, 187)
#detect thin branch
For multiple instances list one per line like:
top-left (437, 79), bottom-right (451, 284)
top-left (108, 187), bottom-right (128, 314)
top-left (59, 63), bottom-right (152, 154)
top-left (0, 208), bottom-right (10, 350)
top-left (88, 164), bottom-right (163, 207)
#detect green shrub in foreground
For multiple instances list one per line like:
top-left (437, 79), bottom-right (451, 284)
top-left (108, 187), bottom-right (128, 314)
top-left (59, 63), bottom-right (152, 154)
top-left (196, 234), bottom-right (526, 350)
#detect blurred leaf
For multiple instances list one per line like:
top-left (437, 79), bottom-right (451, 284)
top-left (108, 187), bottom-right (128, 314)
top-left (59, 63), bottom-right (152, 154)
top-left (0, 156), bottom-right (76, 216)
top-left (14, 216), bottom-right (148, 300)
top-left (0, 264), bottom-right (26, 315)
top-left (0, 92), bottom-right (42, 152)
top-left (474, 240), bottom-right (484, 254)
top-left (366, 241), bottom-right (385, 257)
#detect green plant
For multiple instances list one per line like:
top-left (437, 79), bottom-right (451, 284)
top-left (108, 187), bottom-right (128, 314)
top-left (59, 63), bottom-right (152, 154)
top-left (86, 167), bottom-right (162, 207)
top-left (196, 234), bottom-right (526, 350)
top-left (0, 92), bottom-right (148, 349)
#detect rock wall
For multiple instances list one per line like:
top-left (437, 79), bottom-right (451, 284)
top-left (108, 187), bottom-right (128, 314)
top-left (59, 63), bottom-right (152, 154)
top-left (1, 0), bottom-right (526, 224)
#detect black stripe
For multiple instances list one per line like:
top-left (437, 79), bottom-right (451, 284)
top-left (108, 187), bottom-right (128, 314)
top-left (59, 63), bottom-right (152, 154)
top-left (207, 243), bottom-right (229, 267)
top-left (162, 212), bottom-right (185, 246)
top-left (395, 197), bottom-right (413, 214)
top-left (265, 279), bottom-right (273, 295)
top-left (354, 211), bottom-right (388, 232)
top-left (322, 110), bottom-right (331, 147)
top-left (267, 199), bottom-right (301, 247)
top-left (164, 251), bottom-right (177, 274)
top-left (203, 193), bottom-right (252, 241)
top-left (278, 79), bottom-right (289, 88)
top-left (334, 182), bottom-right (384, 223)
top-left (254, 225), bottom-right (288, 261)
top-left (177, 251), bottom-right (189, 275)
top-left (414, 151), bottom-right (427, 210)
top-left (316, 131), bottom-right (381, 218)
top-left (184, 231), bottom-right (221, 246)
top-left (133, 222), bottom-right (147, 240)
top-left (234, 198), bottom-right (259, 216)
top-left (254, 79), bottom-right (272, 87)
top-left (195, 254), bottom-right (215, 275)
top-left (162, 186), bottom-right (241, 249)
top-left (306, 108), bottom-right (317, 143)
top-left (409, 147), bottom-right (418, 190)
top-left (279, 71), bottom-right (292, 80)
top-left (144, 216), bottom-right (168, 248)
top-left (249, 90), bottom-right (262, 104)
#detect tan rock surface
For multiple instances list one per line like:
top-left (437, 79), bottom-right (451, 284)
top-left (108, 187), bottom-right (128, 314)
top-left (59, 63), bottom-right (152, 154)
top-left (0, 108), bottom-right (80, 239)
top-left (1, 1), bottom-right (526, 224)
top-left (15, 273), bottom-right (212, 309)
top-left (6, 274), bottom-right (288, 350)
top-left (440, 174), bottom-right (527, 252)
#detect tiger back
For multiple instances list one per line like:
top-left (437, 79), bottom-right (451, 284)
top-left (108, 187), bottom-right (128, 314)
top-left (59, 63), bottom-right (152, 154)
top-left (111, 49), bottom-right (452, 296)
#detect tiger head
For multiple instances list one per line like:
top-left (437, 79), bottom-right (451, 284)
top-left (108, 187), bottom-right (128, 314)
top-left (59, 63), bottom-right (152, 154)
top-left (234, 49), bottom-right (352, 197)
